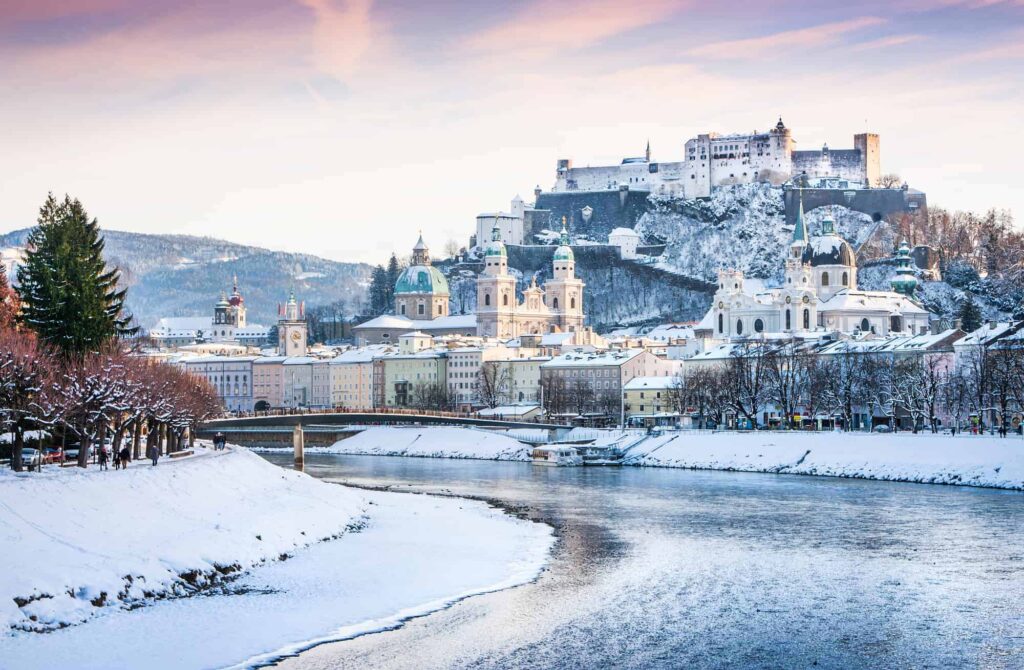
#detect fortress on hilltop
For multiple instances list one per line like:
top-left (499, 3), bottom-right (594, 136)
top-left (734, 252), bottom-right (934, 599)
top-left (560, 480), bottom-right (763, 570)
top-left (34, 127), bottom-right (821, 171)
top-left (554, 118), bottom-right (880, 198)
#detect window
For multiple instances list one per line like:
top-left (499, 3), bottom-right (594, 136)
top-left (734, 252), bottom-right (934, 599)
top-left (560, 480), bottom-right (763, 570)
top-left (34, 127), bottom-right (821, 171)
top-left (860, 318), bottom-right (869, 332)
top-left (417, 304), bottom-right (425, 315)
top-left (754, 318), bottom-right (764, 333)
top-left (718, 313), bottom-right (723, 333)
top-left (553, 297), bottom-right (559, 309)
top-left (399, 304), bottom-right (406, 315)
top-left (503, 293), bottom-right (509, 306)
top-left (736, 319), bottom-right (743, 335)
top-left (821, 272), bottom-right (829, 287)
top-left (785, 309), bottom-right (791, 330)
top-left (803, 309), bottom-right (810, 329)
top-left (842, 272), bottom-right (849, 286)
top-left (570, 297), bottom-right (576, 309)
top-left (484, 294), bottom-right (491, 306)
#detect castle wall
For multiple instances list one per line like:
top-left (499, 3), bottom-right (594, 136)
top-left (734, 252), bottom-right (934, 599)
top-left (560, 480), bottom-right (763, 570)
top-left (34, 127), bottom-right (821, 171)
top-left (792, 149), bottom-right (865, 183)
top-left (534, 189), bottom-right (650, 241)
top-left (784, 188), bottom-right (927, 226)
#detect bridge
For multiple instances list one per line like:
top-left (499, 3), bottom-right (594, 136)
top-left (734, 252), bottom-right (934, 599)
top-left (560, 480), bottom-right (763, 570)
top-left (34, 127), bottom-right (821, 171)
top-left (198, 410), bottom-right (573, 445)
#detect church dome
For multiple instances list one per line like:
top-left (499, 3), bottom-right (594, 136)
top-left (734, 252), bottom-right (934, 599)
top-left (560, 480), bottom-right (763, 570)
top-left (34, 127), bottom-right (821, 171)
top-left (802, 217), bottom-right (854, 267)
top-left (395, 265), bottom-right (449, 295)
top-left (484, 239), bottom-right (507, 258)
top-left (553, 244), bottom-right (574, 261)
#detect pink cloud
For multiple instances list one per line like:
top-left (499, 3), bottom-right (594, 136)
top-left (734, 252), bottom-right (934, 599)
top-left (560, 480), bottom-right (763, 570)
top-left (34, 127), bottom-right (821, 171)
top-left (848, 34), bottom-right (924, 51)
top-left (462, 0), bottom-right (685, 55)
top-left (298, 0), bottom-right (379, 81)
top-left (688, 17), bottom-right (886, 59)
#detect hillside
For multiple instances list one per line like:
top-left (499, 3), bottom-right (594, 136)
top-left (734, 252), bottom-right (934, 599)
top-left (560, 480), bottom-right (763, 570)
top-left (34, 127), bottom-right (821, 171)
top-left (0, 229), bottom-right (371, 328)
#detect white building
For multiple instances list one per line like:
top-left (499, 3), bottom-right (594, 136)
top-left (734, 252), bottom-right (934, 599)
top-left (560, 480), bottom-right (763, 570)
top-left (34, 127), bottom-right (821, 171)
top-left (182, 356), bottom-right (256, 413)
top-left (149, 279), bottom-right (268, 349)
top-left (475, 196), bottom-right (526, 249)
top-left (696, 204), bottom-right (931, 341)
top-left (608, 227), bottom-right (640, 259)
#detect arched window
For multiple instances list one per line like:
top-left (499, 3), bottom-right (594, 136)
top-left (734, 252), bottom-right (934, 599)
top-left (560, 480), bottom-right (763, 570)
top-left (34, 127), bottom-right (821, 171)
top-left (417, 303), bottom-right (425, 316)
top-left (718, 313), bottom-right (724, 333)
top-left (842, 272), bottom-right (849, 286)
top-left (803, 308), bottom-right (810, 329)
top-left (503, 293), bottom-right (509, 306)
top-left (785, 309), bottom-right (791, 330)
top-left (736, 319), bottom-right (743, 335)
top-left (754, 318), bottom-right (764, 333)
top-left (553, 297), bottom-right (559, 309)
top-left (484, 294), bottom-right (491, 307)
top-left (570, 297), bottom-right (576, 309)
top-left (860, 318), bottom-right (869, 332)
top-left (821, 272), bottom-right (829, 286)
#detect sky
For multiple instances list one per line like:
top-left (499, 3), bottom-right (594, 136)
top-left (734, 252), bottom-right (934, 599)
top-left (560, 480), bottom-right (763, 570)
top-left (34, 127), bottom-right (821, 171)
top-left (1, 0), bottom-right (1022, 264)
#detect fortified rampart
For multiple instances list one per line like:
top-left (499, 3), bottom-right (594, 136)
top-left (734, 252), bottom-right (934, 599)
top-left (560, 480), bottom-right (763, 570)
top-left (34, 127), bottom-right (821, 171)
top-left (784, 187), bottom-right (927, 226)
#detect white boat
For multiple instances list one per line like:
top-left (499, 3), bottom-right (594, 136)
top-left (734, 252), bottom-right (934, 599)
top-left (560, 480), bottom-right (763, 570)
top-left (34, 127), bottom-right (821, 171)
top-left (531, 446), bottom-right (583, 467)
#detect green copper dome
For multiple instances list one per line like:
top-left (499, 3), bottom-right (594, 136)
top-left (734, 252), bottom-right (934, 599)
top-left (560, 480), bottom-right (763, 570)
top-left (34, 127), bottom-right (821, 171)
top-left (553, 219), bottom-right (573, 261)
top-left (395, 265), bottom-right (449, 295)
top-left (485, 224), bottom-right (507, 257)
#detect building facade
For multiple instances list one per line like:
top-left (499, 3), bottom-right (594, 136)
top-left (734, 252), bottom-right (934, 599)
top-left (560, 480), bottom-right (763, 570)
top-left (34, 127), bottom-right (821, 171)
top-left (182, 356), bottom-right (255, 413)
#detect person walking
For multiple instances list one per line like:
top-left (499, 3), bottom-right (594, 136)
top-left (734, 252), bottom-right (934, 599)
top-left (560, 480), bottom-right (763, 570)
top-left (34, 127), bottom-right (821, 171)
top-left (119, 446), bottom-right (130, 469)
top-left (98, 446), bottom-right (109, 471)
top-left (147, 443), bottom-right (159, 467)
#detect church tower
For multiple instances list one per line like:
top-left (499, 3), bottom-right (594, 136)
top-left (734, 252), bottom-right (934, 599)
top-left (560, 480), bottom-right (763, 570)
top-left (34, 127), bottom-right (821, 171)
top-left (476, 224), bottom-right (517, 338)
top-left (543, 219), bottom-right (585, 333)
top-left (278, 290), bottom-right (307, 356)
top-left (395, 235), bottom-right (450, 320)
top-left (226, 275), bottom-right (246, 327)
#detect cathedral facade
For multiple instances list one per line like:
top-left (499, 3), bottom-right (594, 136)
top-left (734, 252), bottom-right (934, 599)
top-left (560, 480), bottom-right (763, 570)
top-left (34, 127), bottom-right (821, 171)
top-left (698, 201), bottom-right (931, 340)
top-left (476, 222), bottom-right (585, 338)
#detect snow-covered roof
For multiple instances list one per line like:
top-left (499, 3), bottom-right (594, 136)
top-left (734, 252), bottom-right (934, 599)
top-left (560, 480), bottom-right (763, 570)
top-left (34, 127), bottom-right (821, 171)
top-left (476, 405), bottom-right (541, 417)
top-left (540, 332), bottom-right (575, 346)
top-left (956, 321), bottom-right (1021, 347)
top-left (330, 345), bottom-right (394, 364)
top-left (283, 356), bottom-right (318, 365)
top-left (542, 348), bottom-right (647, 368)
top-left (151, 317), bottom-right (212, 333)
top-left (818, 290), bottom-right (930, 315)
top-left (402, 331), bottom-right (430, 338)
top-left (253, 356), bottom-right (289, 364)
top-left (623, 376), bottom-right (677, 391)
top-left (608, 227), bottom-right (639, 238)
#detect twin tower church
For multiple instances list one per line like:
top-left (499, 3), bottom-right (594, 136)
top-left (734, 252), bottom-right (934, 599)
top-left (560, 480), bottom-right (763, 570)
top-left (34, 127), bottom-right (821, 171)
top-left (387, 222), bottom-right (588, 340)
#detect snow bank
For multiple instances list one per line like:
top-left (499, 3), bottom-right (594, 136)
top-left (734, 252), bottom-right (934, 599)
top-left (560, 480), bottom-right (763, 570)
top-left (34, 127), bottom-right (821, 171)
top-left (0, 490), bottom-right (554, 670)
top-left (625, 432), bottom-right (1024, 490)
top-left (0, 447), bottom-right (365, 633)
top-left (313, 426), bottom-right (533, 461)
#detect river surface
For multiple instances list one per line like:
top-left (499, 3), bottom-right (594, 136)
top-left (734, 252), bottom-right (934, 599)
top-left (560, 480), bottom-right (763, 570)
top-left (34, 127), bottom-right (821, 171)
top-left (258, 452), bottom-right (1024, 670)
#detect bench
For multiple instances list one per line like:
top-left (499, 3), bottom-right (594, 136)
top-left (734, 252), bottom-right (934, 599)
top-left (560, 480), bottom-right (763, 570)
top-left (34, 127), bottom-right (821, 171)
top-left (168, 450), bottom-right (194, 459)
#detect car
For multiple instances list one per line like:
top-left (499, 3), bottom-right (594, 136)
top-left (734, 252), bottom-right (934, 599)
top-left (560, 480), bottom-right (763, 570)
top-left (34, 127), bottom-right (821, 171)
top-left (43, 447), bottom-right (64, 464)
top-left (873, 424), bottom-right (892, 433)
top-left (20, 448), bottom-right (41, 468)
top-left (62, 444), bottom-right (92, 461)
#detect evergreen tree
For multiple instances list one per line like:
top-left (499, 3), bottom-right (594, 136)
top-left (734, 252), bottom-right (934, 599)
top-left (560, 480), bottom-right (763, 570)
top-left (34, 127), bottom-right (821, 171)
top-left (385, 254), bottom-right (401, 309)
top-left (957, 293), bottom-right (983, 333)
top-left (368, 265), bottom-right (389, 315)
top-left (16, 194), bottom-right (136, 357)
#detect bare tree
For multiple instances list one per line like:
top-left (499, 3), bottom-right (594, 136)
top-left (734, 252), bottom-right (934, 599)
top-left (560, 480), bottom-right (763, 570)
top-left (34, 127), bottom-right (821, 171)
top-left (724, 340), bottom-right (770, 427)
top-left (476, 362), bottom-right (510, 409)
top-left (764, 338), bottom-right (804, 429)
top-left (877, 173), bottom-right (904, 189)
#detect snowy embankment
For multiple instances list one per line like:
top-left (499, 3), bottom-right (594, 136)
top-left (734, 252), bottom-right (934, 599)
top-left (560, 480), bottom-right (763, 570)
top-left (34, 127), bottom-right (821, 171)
top-left (0, 446), bottom-right (365, 633)
top-left (624, 432), bottom-right (1024, 490)
top-left (0, 446), bottom-right (554, 669)
top-left (310, 425), bottom-right (533, 461)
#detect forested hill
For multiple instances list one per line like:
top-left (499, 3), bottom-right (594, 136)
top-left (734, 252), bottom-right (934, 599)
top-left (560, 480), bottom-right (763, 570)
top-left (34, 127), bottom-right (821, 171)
top-left (0, 229), bottom-right (371, 328)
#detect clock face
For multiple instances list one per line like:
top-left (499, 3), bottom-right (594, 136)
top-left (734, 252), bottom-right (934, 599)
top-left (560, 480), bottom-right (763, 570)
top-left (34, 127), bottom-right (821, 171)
top-left (718, 301), bottom-right (724, 309)
top-left (290, 330), bottom-right (301, 341)
top-left (785, 296), bottom-right (792, 304)
top-left (802, 295), bottom-right (810, 304)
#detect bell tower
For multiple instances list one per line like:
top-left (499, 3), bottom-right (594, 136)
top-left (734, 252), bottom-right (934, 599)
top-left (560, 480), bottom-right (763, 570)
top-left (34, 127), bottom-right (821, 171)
top-left (277, 290), bottom-right (308, 356)
top-left (543, 219), bottom-right (585, 333)
top-left (476, 224), bottom-right (517, 338)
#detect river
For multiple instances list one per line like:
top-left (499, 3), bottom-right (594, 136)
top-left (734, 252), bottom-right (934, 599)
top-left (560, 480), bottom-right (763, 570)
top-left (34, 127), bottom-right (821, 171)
top-left (258, 452), bottom-right (1024, 669)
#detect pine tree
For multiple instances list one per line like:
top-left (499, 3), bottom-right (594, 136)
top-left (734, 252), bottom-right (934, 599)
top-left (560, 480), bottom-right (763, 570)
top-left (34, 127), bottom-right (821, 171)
top-left (0, 270), bottom-right (20, 332)
top-left (368, 265), bottom-right (389, 315)
top-left (957, 293), bottom-right (983, 333)
top-left (16, 194), bottom-right (136, 357)
top-left (385, 254), bottom-right (401, 309)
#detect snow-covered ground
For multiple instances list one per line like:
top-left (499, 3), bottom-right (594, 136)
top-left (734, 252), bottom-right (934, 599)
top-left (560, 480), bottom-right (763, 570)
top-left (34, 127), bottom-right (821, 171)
top-left (624, 431), bottom-right (1024, 490)
top-left (309, 425), bottom-right (533, 460)
top-left (305, 426), bottom-right (1024, 490)
top-left (0, 445), bottom-right (554, 668)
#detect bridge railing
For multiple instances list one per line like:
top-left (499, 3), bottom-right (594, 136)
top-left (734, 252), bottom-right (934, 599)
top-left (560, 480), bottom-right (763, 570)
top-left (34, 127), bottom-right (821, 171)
top-left (210, 406), bottom-right (570, 426)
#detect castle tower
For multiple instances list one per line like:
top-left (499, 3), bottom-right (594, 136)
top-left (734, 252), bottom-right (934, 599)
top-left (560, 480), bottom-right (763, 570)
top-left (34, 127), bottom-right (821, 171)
top-left (278, 290), bottom-right (308, 357)
top-left (395, 235), bottom-right (450, 320)
top-left (476, 224), bottom-right (517, 338)
top-left (213, 291), bottom-right (230, 326)
top-left (854, 133), bottom-right (881, 187)
top-left (543, 219), bottom-right (585, 333)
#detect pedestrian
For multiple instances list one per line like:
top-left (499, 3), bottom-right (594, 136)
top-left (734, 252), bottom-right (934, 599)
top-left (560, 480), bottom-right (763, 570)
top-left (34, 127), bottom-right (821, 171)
top-left (98, 446), bottom-right (109, 471)
top-left (120, 446), bottom-right (130, 469)
top-left (147, 444), bottom-right (159, 467)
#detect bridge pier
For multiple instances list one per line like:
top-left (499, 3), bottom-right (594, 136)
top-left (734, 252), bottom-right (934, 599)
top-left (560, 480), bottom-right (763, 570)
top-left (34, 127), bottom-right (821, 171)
top-left (293, 425), bottom-right (304, 468)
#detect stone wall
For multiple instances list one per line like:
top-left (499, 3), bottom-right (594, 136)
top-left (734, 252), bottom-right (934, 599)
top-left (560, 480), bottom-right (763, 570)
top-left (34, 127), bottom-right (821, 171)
top-left (784, 187), bottom-right (927, 226)
top-left (534, 189), bottom-right (651, 241)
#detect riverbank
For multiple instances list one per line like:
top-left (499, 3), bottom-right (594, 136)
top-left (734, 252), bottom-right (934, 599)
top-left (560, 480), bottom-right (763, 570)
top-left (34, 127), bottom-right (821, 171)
top-left (303, 426), bottom-right (1024, 490)
top-left (0, 446), bottom-right (554, 668)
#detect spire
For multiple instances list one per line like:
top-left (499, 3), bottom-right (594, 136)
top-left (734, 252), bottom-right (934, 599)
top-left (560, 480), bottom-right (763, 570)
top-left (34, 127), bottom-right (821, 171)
top-left (491, 223), bottom-right (502, 242)
top-left (412, 232), bottom-right (430, 265)
top-left (232, 274), bottom-right (238, 293)
top-left (791, 190), bottom-right (808, 247)
top-left (645, 139), bottom-right (651, 162)
top-left (559, 216), bottom-right (570, 246)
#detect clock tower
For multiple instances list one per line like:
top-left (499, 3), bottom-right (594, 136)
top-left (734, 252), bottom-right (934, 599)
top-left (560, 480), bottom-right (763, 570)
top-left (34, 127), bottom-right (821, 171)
top-left (277, 290), bottom-right (308, 356)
